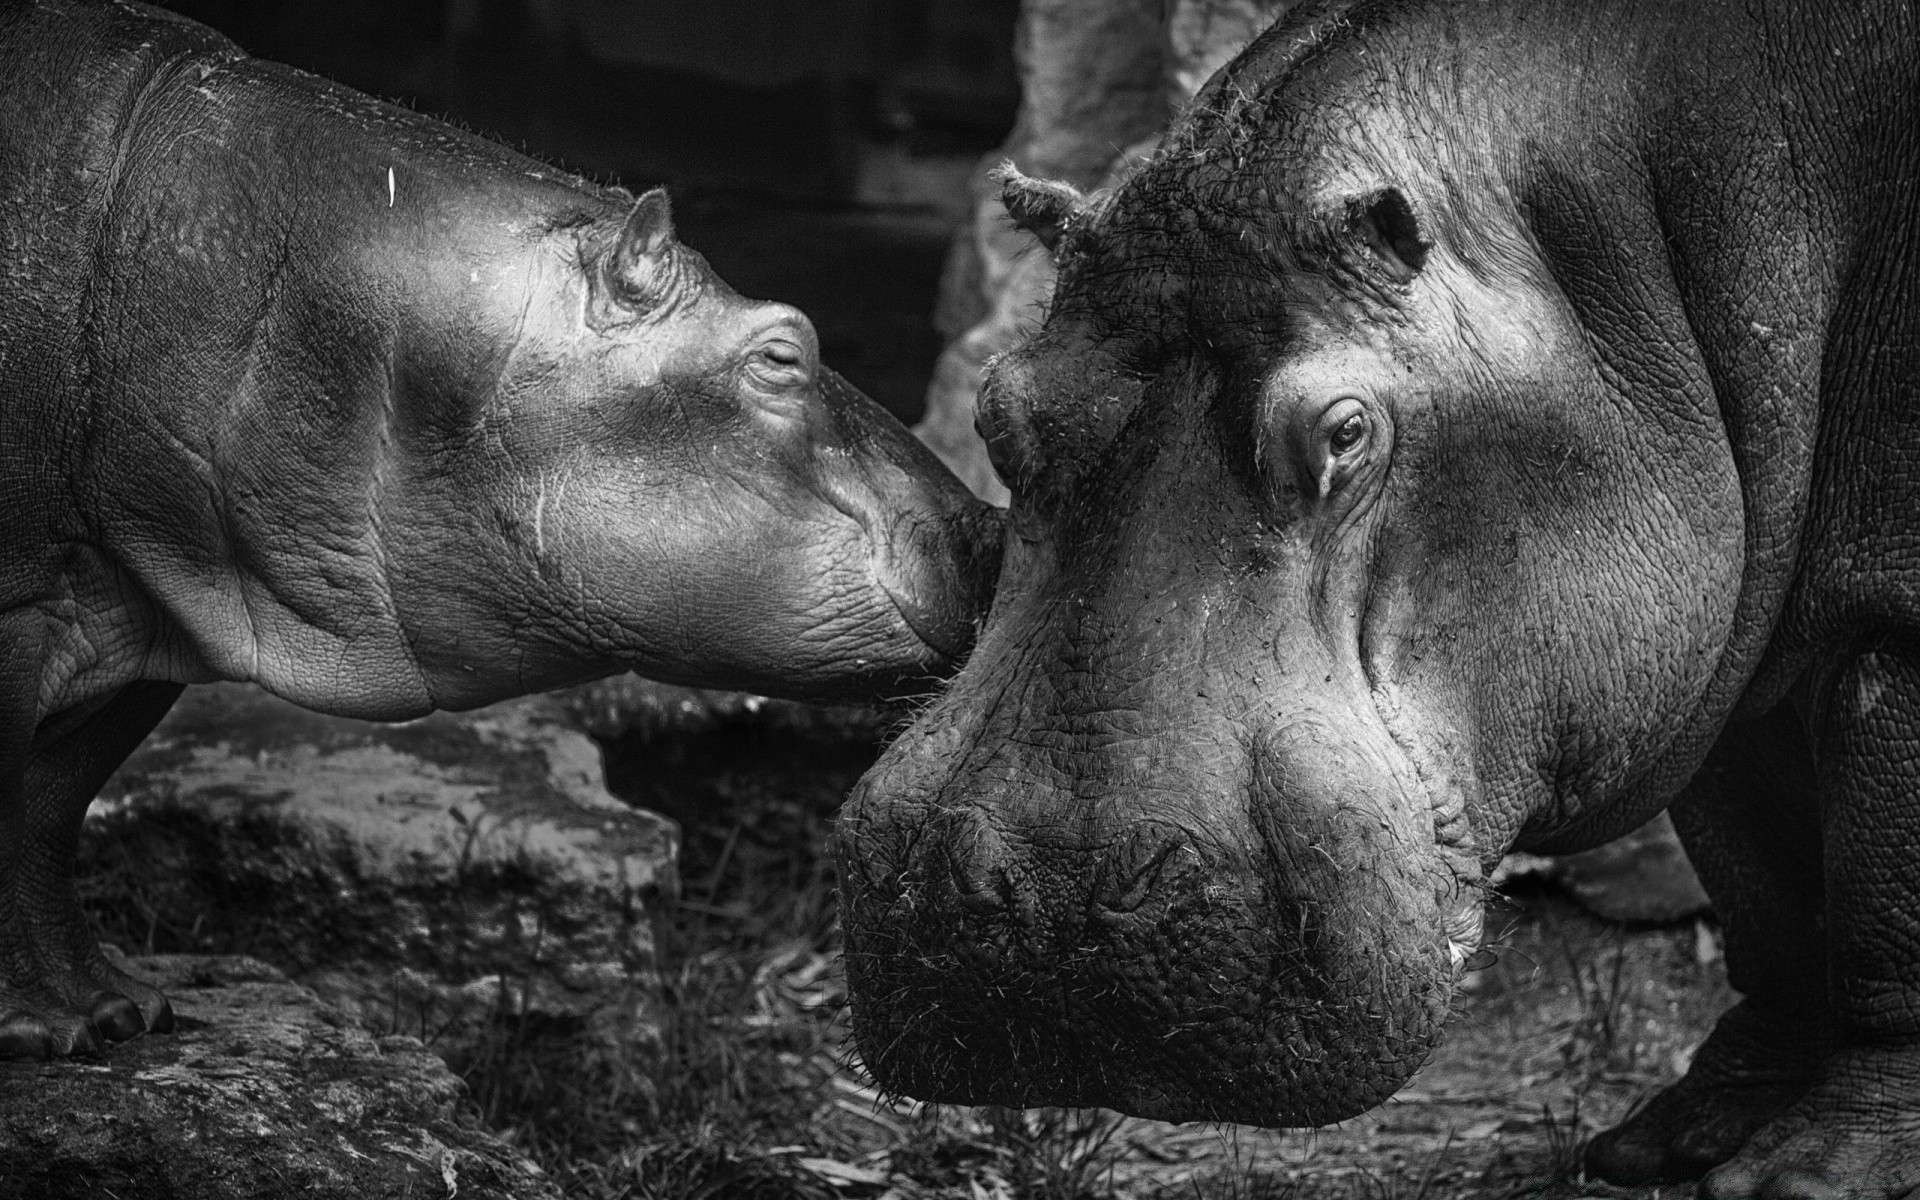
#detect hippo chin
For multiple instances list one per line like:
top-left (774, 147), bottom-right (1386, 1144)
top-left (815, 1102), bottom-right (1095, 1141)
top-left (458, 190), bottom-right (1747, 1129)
top-left (837, 0), bottom-right (1919, 1193)
top-left (0, 0), bottom-right (999, 1061)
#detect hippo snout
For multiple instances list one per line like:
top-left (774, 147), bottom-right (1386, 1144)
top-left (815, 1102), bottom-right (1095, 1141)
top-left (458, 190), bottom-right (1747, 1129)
top-left (1092, 825), bottom-right (1191, 914)
top-left (838, 786), bottom-right (1444, 1126)
top-left (936, 811), bottom-right (1017, 916)
top-left (876, 505), bottom-right (1004, 667)
top-left (836, 693), bottom-right (1476, 1126)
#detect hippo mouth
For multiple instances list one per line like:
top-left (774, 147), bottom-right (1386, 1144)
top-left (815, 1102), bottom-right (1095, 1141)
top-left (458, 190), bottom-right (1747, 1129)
top-left (837, 810), bottom-right (1458, 1127)
top-left (873, 506), bottom-right (1004, 668)
top-left (881, 579), bottom-right (971, 668)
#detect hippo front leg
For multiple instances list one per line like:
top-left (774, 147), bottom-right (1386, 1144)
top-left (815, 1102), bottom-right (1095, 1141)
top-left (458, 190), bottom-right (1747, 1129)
top-left (0, 621), bottom-right (180, 1057)
top-left (1586, 704), bottom-right (1840, 1184)
top-left (1697, 652), bottom-right (1920, 1199)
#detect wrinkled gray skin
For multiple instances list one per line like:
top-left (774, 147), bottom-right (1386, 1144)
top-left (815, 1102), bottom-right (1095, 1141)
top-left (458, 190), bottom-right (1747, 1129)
top-left (836, 0), bottom-right (1919, 1195)
top-left (0, 0), bottom-right (1000, 1060)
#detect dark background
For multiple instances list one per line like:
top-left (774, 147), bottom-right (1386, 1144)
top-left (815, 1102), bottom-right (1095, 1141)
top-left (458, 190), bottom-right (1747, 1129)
top-left (150, 0), bottom-right (1022, 423)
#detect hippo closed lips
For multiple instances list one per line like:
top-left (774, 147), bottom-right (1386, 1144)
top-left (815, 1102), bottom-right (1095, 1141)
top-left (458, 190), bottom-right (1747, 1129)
top-left (0, 0), bottom-right (998, 1060)
top-left (837, 0), bottom-right (1918, 1195)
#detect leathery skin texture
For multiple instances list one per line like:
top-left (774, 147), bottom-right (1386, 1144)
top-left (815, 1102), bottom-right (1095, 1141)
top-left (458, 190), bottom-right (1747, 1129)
top-left (0, 0), bottom-right (999, 1060)
top-left (834, 0), bottom-right (1920, 1194)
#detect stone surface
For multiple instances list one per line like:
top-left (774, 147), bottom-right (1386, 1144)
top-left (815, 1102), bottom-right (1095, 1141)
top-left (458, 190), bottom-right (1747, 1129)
top-left (1163, 0), bottom-right (1286, 98)
top-left (0, 954), bottom-right (559, 1200)
top-left (918, 0), bottom-right (1295, 501)
top-left (82, 682), bottom-right (678, 1064)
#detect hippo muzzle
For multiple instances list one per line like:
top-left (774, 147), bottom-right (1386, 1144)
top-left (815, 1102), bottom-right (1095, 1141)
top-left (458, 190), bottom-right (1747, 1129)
top-left (836, 688), bottom-right (1474, 1127)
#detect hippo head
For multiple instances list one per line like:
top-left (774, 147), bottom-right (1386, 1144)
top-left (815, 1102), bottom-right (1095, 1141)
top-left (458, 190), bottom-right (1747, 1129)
top-left (369, 188), bottom-right (1001, 710)
top-left (836, 13), bottom-right (1748, 1126)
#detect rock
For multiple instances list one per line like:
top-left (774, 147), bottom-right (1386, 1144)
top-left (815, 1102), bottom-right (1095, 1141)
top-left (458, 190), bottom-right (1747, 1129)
top-left (1163, 0), bottom-right (1290, 98)
top-left (0, 954), bottom-right (558, 1200)
top-left (1007, 0), bottom-right (1167, 186)
top-left (82, 682), bottom-right (679, 1069)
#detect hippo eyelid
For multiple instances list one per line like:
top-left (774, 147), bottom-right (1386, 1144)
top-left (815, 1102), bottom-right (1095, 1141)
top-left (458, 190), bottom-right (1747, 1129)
top-left (1301, 396), bottom-right (1373, 498)
top-left (738, 315), bottom-right (819, 399)
top-left (972, 376), bottom-right (1033, 488)
top-left (742, 337), bottom-right (811, 389)
top-left (1329, 412), bottom-right (1367, 454)
top-left (760, 338), bottom-right (805, 367)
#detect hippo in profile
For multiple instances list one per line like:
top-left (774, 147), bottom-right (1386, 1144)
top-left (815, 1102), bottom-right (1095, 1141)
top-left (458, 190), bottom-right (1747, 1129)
top-left (0, 0), bottom-right (999, 1059)
top-left (836, 0), bottom-right (1918, 1194)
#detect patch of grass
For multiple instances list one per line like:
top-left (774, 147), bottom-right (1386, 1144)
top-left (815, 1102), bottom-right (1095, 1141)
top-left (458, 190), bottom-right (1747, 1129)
top-left (457, 710), bottom-right (873, 1192)
top-left (454, 705), bottom-right (1151, 1200)
top-left (1364, 1133), bottom-right (1455, 1200)
top-left (892, 1106), bottom-right (1129, 1199)
top-left (1536, 1101), bottom-right (1586, 1183)
top-left (1554, 929), bottom-right (1639, 1077)
top-left (1154, 1162), bottom-right (1298, 1200)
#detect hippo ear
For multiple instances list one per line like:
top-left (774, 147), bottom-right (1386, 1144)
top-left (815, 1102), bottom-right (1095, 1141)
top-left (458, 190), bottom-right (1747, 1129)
top-left (992, 163), bottom-right (1085, 255)
top-left (607, 187), bottom-right (677, 308)
top-left (1355, 188), bottom-right (1429, 281)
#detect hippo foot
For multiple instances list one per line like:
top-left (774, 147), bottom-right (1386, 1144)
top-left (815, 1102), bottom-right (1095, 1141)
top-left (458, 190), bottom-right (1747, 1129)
top-left (1585, 1000), bottom-right (1836, 1184)
top-left (0, 946), bottom-right (174, 1060)
top-left (1699, 1044), bottom-right (1920, 1200)
top-left (57, 949), bottom-right (176, 1042)
top-left (0, 989), bottom-right (105, 1059)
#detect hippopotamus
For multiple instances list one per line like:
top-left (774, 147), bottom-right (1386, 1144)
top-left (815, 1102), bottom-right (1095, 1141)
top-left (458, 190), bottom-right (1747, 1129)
top-left (834, 0), bottom-right (1919, 1194)
top-left (0, 0), bottom-right (999, 1060)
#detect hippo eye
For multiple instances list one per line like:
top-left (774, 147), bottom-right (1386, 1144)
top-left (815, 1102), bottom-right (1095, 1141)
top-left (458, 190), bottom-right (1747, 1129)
top-left (745, 337), bottom-right (811, 391)
top-left (1329, 412), bottom-right (1368, 455)
top-left (1298, 396), bottom-right (1374, 498)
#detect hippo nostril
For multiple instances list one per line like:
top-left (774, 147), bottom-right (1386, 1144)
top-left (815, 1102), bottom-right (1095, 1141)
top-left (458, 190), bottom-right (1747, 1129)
top-left (950, 856), bottom-right (1012, 916)
top-left (1098, 837), bottom-right (1184, 914)
top-left (944, 815), bottom-right (1014, 916)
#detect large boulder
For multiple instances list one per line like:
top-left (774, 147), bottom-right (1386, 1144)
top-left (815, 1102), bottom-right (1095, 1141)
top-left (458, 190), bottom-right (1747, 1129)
top-left (81, 683), bottom-right (679, 1072)
top-left (0, 954), bottom-right (558, 1200)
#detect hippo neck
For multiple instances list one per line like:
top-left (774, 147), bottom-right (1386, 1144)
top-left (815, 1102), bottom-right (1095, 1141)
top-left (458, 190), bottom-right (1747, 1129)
top-left (1467, 0), bottom-right (1903, 847)
top-left (1558, 0), bottom-right (1907, 796)
top-left (1182, 0), bottom-right (1902, 852)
